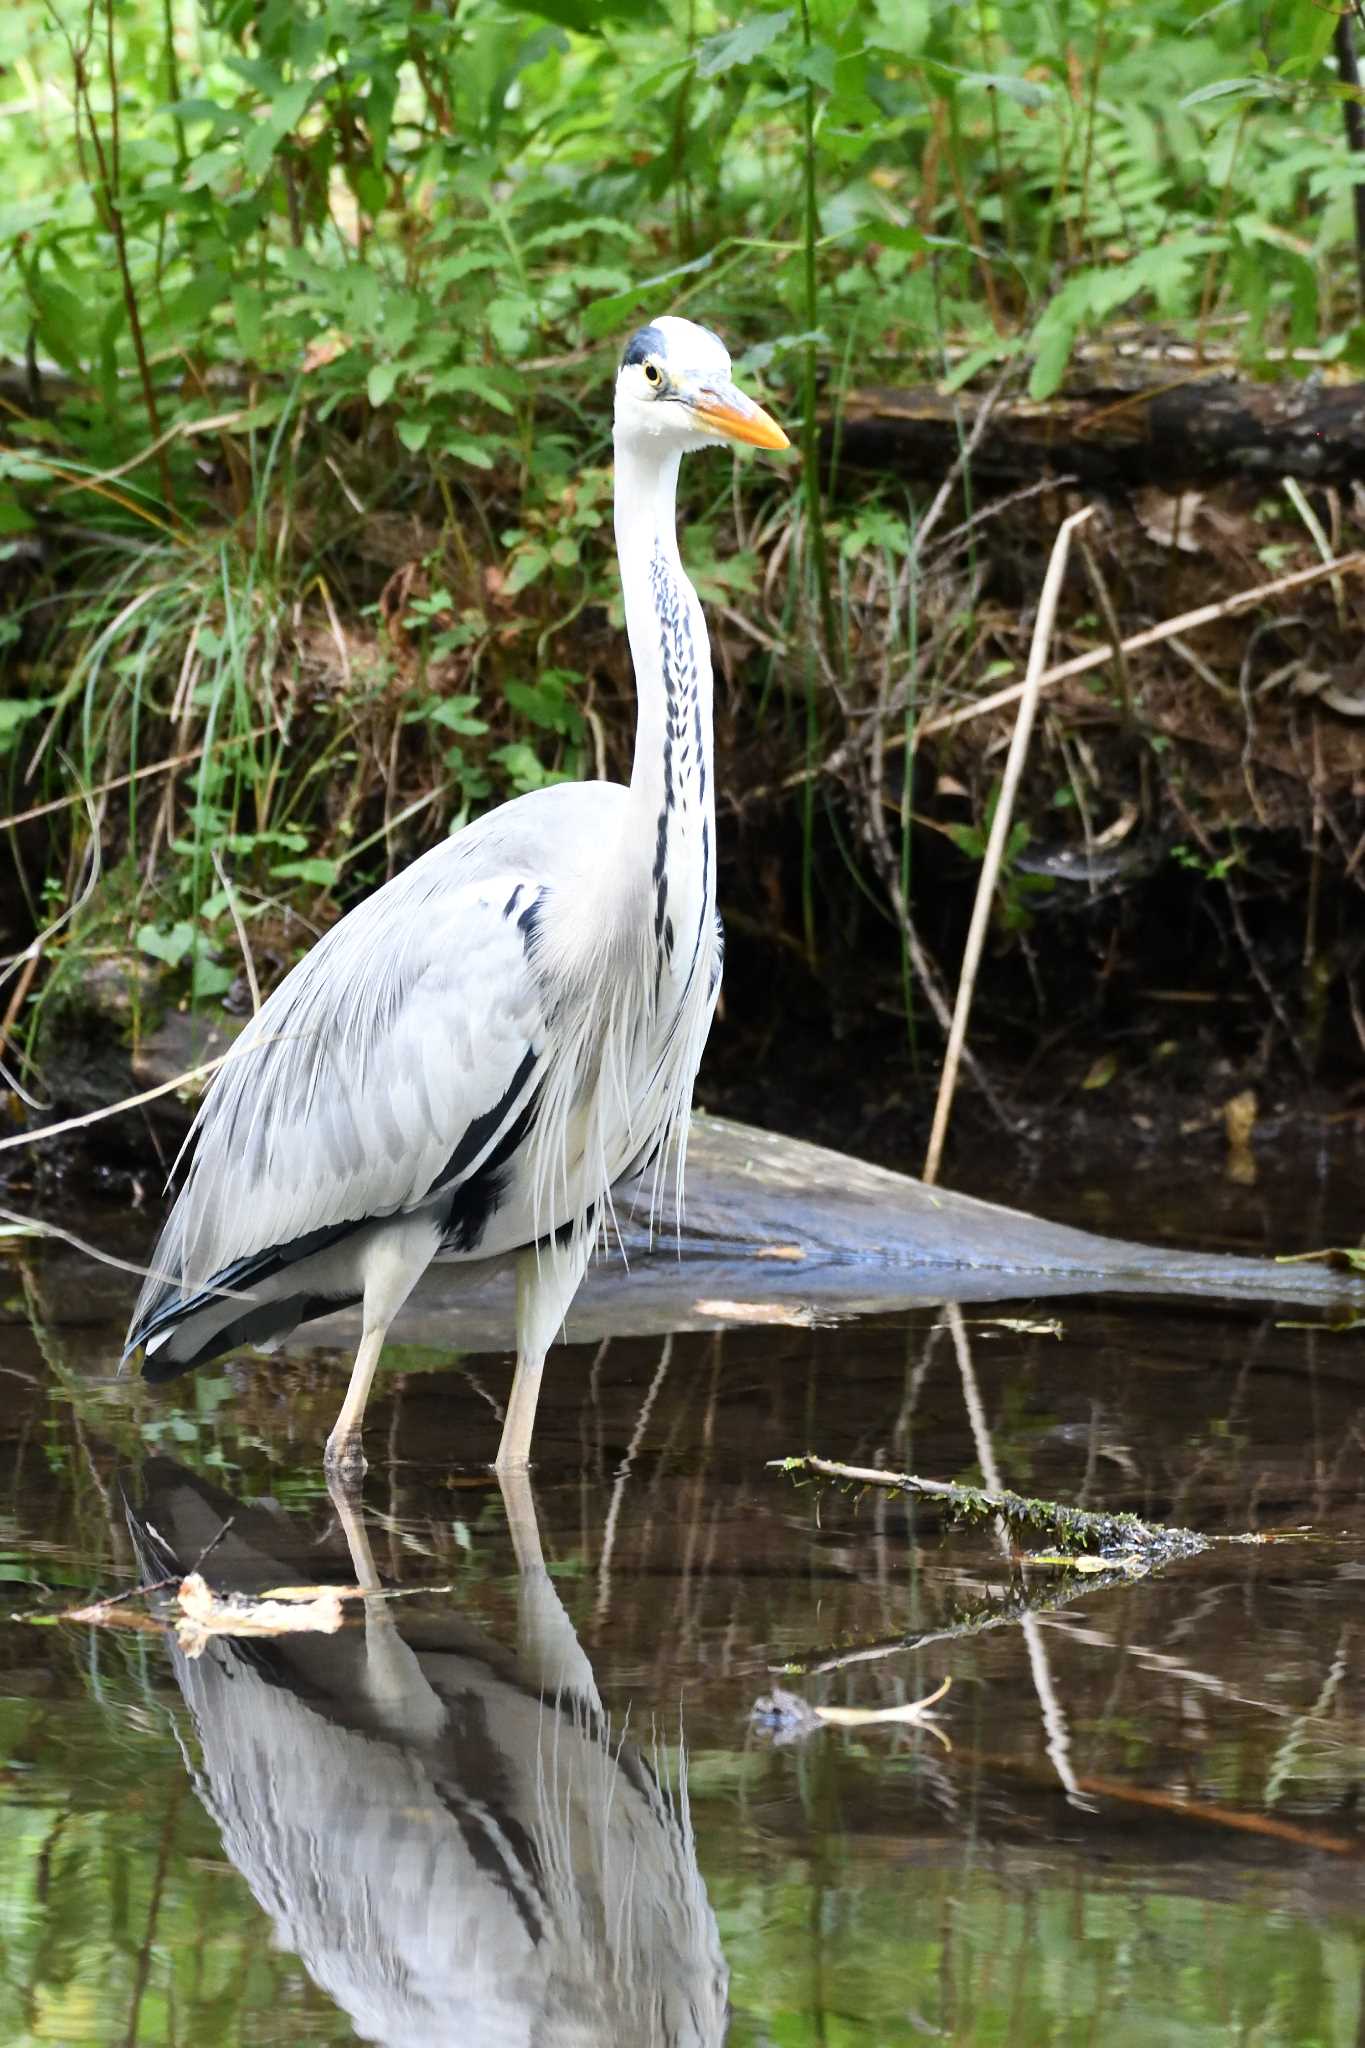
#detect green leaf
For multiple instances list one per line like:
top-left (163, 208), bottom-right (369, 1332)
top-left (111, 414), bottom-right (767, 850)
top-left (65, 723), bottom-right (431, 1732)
top-left (1028, 318), bottom-right (1076, 401)
top-left (191, 953), bottom-right (236, 1001)
top-left (521, 217), bottom-right (643, 252)
top-left (922, 61), bottom-right (1053, 108)
top-left (513, 0), bottom-right (662, 34)
top-left (492, 739), bottom-right (559, 791)
top-left (792, 41), bottom-right (837, 92)
top-left (271, 856), bottom-right (341, 886)
top-left (182, 144), bottom-right (242, 193)
top-left (430, 249), bottom-right (500, 289)
top-left (231, 282), bottom-right (265, 359)
top-left (367, 361), bottom-right (401, 407)
top-left (0, 698), bottom-right (43, 736)
top-left (433, 429), bottom-right (496, 469)
top-left (486, 295), bottom-right (534, 357)
top-left (1180, 76), bottom-right (1278, 108)
top-left (422, 365), bottom-right (516, 414)
top-left (583, 248), bottom-right (720, 339)
top-left (505, 545), bottom-right (550, 595)
top-left (136, 921), bottom-right (195, 968)
top-left (396, 417), bottom-right (432, 452)
top-left (430, 695), bottom-right (490, 736)
top-left (696, 10), bottom-right (792, 78)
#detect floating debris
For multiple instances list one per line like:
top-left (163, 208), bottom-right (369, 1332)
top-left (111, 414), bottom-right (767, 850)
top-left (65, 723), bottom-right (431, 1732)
top-left (61, 1573), bottom-right (362, 1657)
top-left (752, 1677), bottom-right (952, 1747)
top-left (694, 1298), bottom-right (823, 1326)
top-left (173, 1573), bottom-right (346, 1658)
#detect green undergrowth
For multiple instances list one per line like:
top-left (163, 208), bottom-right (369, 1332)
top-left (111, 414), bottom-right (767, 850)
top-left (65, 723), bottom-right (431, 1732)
top-left (2, 0), bottom-right (1365, 1079)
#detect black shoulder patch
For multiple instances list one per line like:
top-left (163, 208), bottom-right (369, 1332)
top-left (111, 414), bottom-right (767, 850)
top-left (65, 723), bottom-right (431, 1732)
top-left (621, 324), bottom-right (665, 369)
top-left (426, 1044), bottom-right (538, 1197)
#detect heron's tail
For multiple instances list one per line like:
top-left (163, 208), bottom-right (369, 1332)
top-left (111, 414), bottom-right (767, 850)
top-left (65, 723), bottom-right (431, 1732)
top-left (124, 1213), bottom-right (360, 1382)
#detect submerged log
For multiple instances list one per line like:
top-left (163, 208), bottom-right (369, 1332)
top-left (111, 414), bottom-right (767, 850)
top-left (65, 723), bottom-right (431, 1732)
top-left (18, 1001), bottom-right (1363, 1348)
top-left (833, 376), bottom-right (1365, 490)
top-left (298, 1112), bottom-right (1365, 1354)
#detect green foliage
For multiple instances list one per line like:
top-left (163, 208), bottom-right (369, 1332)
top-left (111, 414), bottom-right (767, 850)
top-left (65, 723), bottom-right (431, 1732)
top-left (948, 785), bottom-right (1054, 933)
top-left (2, 0), bottom-right (1357, 519)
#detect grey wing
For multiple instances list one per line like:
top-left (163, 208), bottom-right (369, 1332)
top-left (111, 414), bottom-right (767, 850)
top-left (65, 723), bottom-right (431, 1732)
top-left (143, 868), bottom-right (550, 1309)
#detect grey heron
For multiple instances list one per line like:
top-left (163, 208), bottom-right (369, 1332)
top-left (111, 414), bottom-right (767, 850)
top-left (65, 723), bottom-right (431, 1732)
top-left (125, 315), bottom-right (788, 1479)
top-left (125, 1458), bottom-right (729, 2046)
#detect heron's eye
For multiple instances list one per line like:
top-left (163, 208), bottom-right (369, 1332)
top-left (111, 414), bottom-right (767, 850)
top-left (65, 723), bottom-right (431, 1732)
top-left (643, 361), bottom-right (663, 389)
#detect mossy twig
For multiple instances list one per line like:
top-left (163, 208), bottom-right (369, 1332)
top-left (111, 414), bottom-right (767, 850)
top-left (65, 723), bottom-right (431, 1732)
top-left (773, 1453), bottom-right (1206, 1562)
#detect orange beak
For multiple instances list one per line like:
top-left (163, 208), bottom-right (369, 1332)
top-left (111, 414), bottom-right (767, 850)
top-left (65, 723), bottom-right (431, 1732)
top-left (690, 380), bottom-right (790, 451)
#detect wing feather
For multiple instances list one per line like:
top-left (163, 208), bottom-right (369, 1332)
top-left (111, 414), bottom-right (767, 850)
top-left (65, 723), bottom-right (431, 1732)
top-left (133, 867), bottom-right (550, 1331)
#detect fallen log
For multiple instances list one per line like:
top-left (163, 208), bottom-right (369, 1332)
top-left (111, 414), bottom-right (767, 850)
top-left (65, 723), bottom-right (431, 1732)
top-left (833, 375), bottom-right (1365, 490)
top-left (299, 1111), bottom-right (1365, 1351)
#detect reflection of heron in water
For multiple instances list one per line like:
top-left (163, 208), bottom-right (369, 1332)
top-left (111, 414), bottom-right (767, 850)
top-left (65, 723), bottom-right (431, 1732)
top-left (125, 1461), bottom-right (729, 2048)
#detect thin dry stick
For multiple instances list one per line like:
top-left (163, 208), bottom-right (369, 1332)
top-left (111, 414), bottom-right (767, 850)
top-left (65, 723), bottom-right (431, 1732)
top-left (45, 408), bottom-right (253, 498)
top-left (211, 848), bottom-right (261, 1015)
top-left (0, 1204), bottom-right (204, 1290)
top-left (0, 785), bottom-right (104, 1107)
top-left (0, 723), bottom-right (275, 835)
top-left (0, 1050), bottom-right (236, 1155)
top-left (0, 954), bottom-right (40, 1071)
top-left (922, 507), bottom-right (1094, 1185)
top-left (918, 550), bottom-right (1365, 740)
top-left (909, 367), bottom-right (1013, 559)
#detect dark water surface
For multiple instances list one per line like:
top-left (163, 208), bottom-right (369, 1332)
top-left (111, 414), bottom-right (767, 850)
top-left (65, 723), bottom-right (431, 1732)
top-left (3, 1142), bottom-right (1365, 2046)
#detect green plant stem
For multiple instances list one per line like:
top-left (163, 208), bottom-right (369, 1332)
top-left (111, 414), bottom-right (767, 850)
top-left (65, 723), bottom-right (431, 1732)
top-left (797, 0), bottom-right (835, 963)
top-left (1334, 5), bottom-right (1365, 309)
top-left (73, 0), bottom-right (174, 511)
top-left (797, 0), bottom-right (836, 679)
top-left (160, 0), bottom-right (187, 176)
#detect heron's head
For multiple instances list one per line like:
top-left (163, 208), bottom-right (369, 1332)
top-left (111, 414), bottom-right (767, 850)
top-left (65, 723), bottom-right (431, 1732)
top-left (614, 314), bottom-right (788, 456)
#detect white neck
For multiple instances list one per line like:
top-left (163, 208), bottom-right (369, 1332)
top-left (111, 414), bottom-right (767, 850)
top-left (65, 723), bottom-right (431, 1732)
top-left (612, 432), bottom-right (717, 976)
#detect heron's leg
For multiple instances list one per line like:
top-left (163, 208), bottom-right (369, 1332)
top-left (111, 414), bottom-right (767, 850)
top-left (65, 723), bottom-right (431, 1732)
top-left (496, 1233), bottom-right (592, 1470)
top-left (327, 1471), bottom-right (446, 1744)
top-left (497, 1348), bottom-right (545, 1473)
top-left (324, 1325), bottom-right (387, 1485)
top-left (324, 1215), bottom-right (442, 1485)
top-left (497, 1466), bottom-right (602, 1707)
top-left (498, 1462), bottom-right (546, 1572)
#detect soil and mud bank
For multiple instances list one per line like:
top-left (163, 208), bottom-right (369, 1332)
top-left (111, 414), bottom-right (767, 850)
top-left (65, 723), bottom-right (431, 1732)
top-left (7, 393), bottom-right (1365, 1215)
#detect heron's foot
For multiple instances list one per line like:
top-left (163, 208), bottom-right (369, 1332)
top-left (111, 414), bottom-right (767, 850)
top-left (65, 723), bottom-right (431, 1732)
top-left (324, 1430), bottom-right (367, 1489)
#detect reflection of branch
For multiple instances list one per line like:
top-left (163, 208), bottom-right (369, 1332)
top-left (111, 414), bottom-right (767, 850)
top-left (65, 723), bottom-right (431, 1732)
top-left (1037, 1611), bottom-right (1307, 1724)
top-left (1264, 1624), bottom-right (1352, 1809)
top-left (957, 1744), bottom-right (1364, 1860)
top-left (947, 1300), bottom-right (1089, 1807)
top-left (595, 1335), bottom-right (673, 1627)
top-left (773, 1564), bottom-right (1142, 1678)
top-left (123, 1780), bottom-right (184, 2048)
top-left (775, 1452), bottom-right (1205, 1561)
